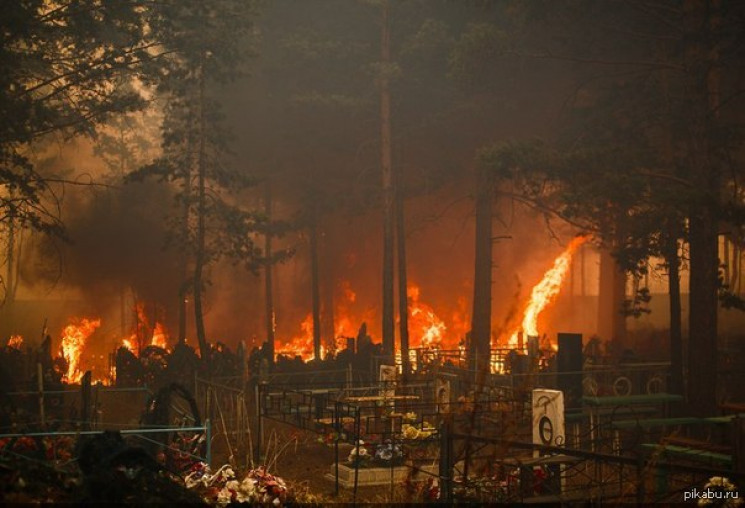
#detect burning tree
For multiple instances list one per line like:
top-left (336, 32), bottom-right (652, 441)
top-left (128, 0), bottom-right (269, 363)
top-left (470, 1), bottom-right (745, 414)
top-left (59, 318), bottom-right (101, 384)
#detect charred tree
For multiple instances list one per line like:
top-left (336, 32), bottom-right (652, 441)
top-left (684, 0), bottom-right (722, 416)
top-left (177, 168), bottom-right (192, 346)
top-left (664, 224), bottom-right (684, 396)
top-left (4, 212), bottom-right (16, 307)
top-left (322, 243), bottom-right (336, 356)
top-left (192, 54), bottom-right (210, 367)
top-left (470, 167), bottom-right (493, 375)
top-left (380, 0), bottom-right (395, 361)
top-left (264, 182), bottom-right (275, 364)
top-left (310, 207), bottom-right (322, 361)
top-left (597, 244), bottom-right (627, 348)
top-left (396, 177), bottom-right (410, 376)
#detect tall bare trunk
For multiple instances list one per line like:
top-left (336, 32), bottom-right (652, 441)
top-left (380, 0), bottom-right (395, 360)
top-left (177, 175), bottom-right (191, 345)
top-left (597, 227), bottom-right (627, 349)
top-left (5, 213), bottom-right (15, 306)
top-left (193, 56), bottom-right (210, 367)
top-left (310, 210), bottom-right (322, 360)
top-left (264, 182), bottom-right (275, 364)
top-left (470, 167), bottom-right (493, 375)
top-left (322, 245), bottom-right (335, 354)
top-left (685, 0), bottom-right (721, 416)
top-left (396, 181), bottom-right (410, 375)
top-left (664, 227), bottom-right (683, 396)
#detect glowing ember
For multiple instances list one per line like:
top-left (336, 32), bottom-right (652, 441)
top-left (7, 335), bottom-right (23, 349)
top-left (507, 236), bottom-right (587, 351)
top-left (60, 318), bottom-right (101, 383)
top-left (408, 284), bottom-right (447, 348)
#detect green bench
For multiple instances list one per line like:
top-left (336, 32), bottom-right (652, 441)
top-left (641, 443), bottom-right (732, 466)
top-left (582, 393), bottom-right (684, 407)
top-left (610, 417), bottom-right (704, 430)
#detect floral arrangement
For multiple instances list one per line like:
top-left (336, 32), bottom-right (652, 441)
top-left (403, 412), bottom-right (417, 422)
top-left (401, 422), bottom-right (434, 440)
top-left (698, 476), bottom-right (743, 507)
top-left (347, 440), bottom-right (371, 467)
top-left (0, 436), bottom-right (74, 462)
top-left (184, 462), bottom-right (287, 506)
top-left (373, 440), bottom-right (403, 465)
top-left (346, 439), bottom-right (404, 468)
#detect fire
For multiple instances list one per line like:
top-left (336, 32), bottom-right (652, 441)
top-left (276, 313), bottom-right (316, 361)
top-left (408, 284), bottom-right (447, 349)
top-left (121, 302), bottom-right (170, 354)
top-left (151, 322), bottom-right (168, 349)
top-left (7, 335), bottom-right (23, 349)
top-left (60, 318), bottom-right (101, 383)
top-left (122, 336), bottom-right (137, 353)
top-left (506, 236), bottom-right (587, 351)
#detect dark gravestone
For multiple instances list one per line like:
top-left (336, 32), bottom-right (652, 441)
top-left (557, 333), bottom-right (583, 410)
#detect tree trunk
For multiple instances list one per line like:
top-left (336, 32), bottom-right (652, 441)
top-left (597, 244), bottom-right (627, 349)
top-left (264, 181), bottom-right (275, 364)
top-left (470, 167), bottom-right (493, 375)
top-left (5, 213), bottom-right (15, 306)
top-left (177, 200), bottom-right (190, 345)
top-left (310, 210), bottom-right (322, 361)
top-left (177, 105), bottom-right (194, 346)
top-left (664, 229), bottom-right (684, 396)
top-left (177, 270), bottom-right (188, 344)
top-left (322, 245), bottom-right (335, 354)
top-left (193, 56), bottom-right (210, 367)
top-left (380, 0), bottom-right (395, 360)
top-left (684, 0), bottom-right (721, 417)
top-left (396, 180), bottom-right (410, 376)
top-left (688, 209), bottom-right (718, 415)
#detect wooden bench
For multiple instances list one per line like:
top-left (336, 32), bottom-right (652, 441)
top-left (582, 393), bottom-right (684, 407)
top-left (719, 403), bottom-right (745, 415)
top-left (610, 417), bottom-right (704, 430)
top-left (641, 443), bottom-right (733, 466)
top-left (661, 436), bottom-right (731, 454)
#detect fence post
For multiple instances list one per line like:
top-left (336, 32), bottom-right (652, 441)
top-left (636, 455), bottom-right (645, 504)
top-left (255, 382), bottom-right (263, 464)
top-left (734, 416), bottom-right (745, 476)
top-left (36, 362), bottom-right (45, 427)
top-left (353, 407), bottom-right (361, 503)
top-left (205, 419), bottom-right (212, 466)
top-left (439, 420), bottom-right (453, 503)
top-left (334, 401), bottom-right (340, 496)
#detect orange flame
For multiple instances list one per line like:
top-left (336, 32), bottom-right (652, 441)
top-left (276, 313), bottom-right (316, 361)
top-left (507, 236), bottom-right (587, 350)
top-left (408, 284), bottom-right (447, 349)
top-left (60, 318), bottom-right (101, 383)
top-left (122, 336), bottom-right (137, 353)
top-left (151, 322), bottom-right (168, 349)
top-left (7, 335), bottom-right (23, 349)
top-left (121, 303), bottom-right (170, 354)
